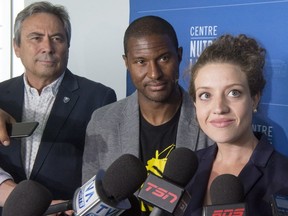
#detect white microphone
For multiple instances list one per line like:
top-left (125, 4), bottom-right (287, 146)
top-left (44, 154), bottom-right (147, 215)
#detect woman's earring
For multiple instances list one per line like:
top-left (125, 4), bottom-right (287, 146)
top-left (253, 108), bottom-right (257, 113)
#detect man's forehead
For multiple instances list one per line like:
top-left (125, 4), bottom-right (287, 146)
top-left (127, 35), bottom-right (174, 53)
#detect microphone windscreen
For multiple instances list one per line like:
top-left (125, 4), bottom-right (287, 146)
top-left (210, 174), bottom-right (244, 205)
top-left (3, 180), bottom-right (52, 216)
top-left (163, 147), bottom-right (198, 187)
top-left (102, 154), bottom-right (147, 201)
top-left (120, 195), bottom-right (141, 216)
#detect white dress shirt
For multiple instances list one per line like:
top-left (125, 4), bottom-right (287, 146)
top-left (21, 72), bottom-right (64, 178)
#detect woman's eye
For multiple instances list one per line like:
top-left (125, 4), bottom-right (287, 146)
top-left (199, 92), bottom-right (210, 100)
top-left (228, 90), bottom-right (241, 97)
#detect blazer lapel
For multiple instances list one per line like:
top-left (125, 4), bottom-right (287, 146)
top-left (119, 92), bottom-right (140, 157)
top-left (238, 135), bottom-right (273, 197)
top-left (30, 70), bottom-right (79, 179)
top-left (187, 145), bottom-right (216, 212)
top-left (176, 89), bottom-right (200, 150)
top-left (239, 165), bottom-right (262, 197)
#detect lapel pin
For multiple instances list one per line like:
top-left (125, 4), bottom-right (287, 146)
top-left (63, 97), bottom-right (70, 103)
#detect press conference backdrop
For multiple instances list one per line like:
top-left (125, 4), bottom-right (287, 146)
top-left (127, 0), bottom-right (288, 156)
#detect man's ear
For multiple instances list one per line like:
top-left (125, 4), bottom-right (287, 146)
top-left (122, 54), bottom-right (128, 69)
top-left (178, 47), bottom-right (183, 62)
top-left (13, 39), bottom-right (20, 58)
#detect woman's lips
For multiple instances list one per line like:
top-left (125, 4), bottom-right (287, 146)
top-left (210, 118), bottom-right (235, 128)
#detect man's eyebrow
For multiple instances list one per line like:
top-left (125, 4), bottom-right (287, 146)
top-left (50, 33), bottom-right (66, 37)
top-left (27, 32), bottom-right (65, 37)
top-left (27, 32), bottom-right (44, 37)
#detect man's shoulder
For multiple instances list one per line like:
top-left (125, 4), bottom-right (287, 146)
top-left (68, 72), bottom-right (114, 92)
top-left (0, 76), bottom-right (22, 88)
top-left (96, 95), bottom-right (133, 112)
top-left (91, 93), bottom-right (137, 119)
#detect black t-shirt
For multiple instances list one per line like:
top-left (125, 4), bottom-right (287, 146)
top-left (139, 107), bottom-right (181, 215)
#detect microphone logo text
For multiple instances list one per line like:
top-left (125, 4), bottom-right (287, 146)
top-left (78, 189), bottom-right (85, 208)
top-left (145, 182), bottom-right (178, 203)
top-left (212, 208), bottom-right (245, 216)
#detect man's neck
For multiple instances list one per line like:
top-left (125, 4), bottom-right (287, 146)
top-left (139, 88), bottom-right (182, 126)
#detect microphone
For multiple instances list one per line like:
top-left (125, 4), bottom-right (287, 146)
top-left (202, 174), bottom-right (247, 216)
top-left (270, 193), bottom-right (288, 216)
top-left (3, 180), bottom-right (52, 216)
top-left (43, 200), bottom-right (73, 215)
top-left (138, 147), bottom-right (199, 216)
top-left (120, 195), bottom-right (142, 216)
top-left (44, 154), bottom-right (147, 216)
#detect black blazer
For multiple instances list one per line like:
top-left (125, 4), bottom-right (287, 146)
top-left (0, 69), bottom-right (116, 200)
top-left (183, 134), bottom-right (288, 216)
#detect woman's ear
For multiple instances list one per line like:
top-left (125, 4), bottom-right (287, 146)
top-left (252, 92), bottom-right (261, 112)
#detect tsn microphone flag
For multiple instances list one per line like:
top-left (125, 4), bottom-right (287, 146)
top-left (138, 148), bottom-right (198, 215)
top-left (73, 170), bottom-right (130, 216)
top-left (138, 173), bottom-right (191, 215)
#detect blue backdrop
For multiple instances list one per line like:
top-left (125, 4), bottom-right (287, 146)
top-left (127, 0), bottom-right (288, 156)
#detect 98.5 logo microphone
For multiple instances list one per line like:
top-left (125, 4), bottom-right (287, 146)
top-left (208, 206), bottom-right (245, 216)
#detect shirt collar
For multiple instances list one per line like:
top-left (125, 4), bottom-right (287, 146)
top-left (23, 72), bottom-right (65, 96)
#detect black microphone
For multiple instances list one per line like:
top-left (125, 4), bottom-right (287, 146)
top-left (120, 195), bottom-right (142, 216)
top-left (202, 174), bottom-right (247, 216)
top-left (43, 200), bottom-right (73, 215)
top-left (3, 180), bottom-right (53, 216)
top-left (138, 147), bottom-right (199, 216)
top-left (44, 154), bottom-right (147, 215)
